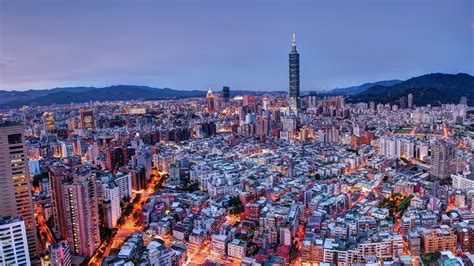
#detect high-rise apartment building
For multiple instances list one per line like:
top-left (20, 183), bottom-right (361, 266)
top-left (49, 160), bottom-right (100, 257)
top-left (49, 163), bottom-right (69, 239)
top-left (431, 141), bottom-right (456, 179)
top-left (0, 123), bottom-right (38, 258)
top-left (0, 216), bottom-right (31, 265)
top-left (49, 157), bottom-right (80, 239)
top-left (62, 171), bottom-right (101, 257)
top-left (289, 33), bottom-right (300, 113)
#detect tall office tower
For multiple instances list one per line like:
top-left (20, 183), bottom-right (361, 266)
top-left (307, 92), bottom-right (317, 108)
top-left (256, 116), bottom-right (271, 139)
top-left (460, 96), bottom-right (468, 106)
top-left (206, 88), bottom-right (216, 113)
top-left (43, 112), bottom-right (55, 133)
top-left (262, 97), bottom-right (270, 111)
top-left (407, 93), bottom-right (414, 109)
top-left (289, 33), bottom-right (300, 113)
top-left (431, 141), bottom-right (457, 179)
top-left (49, 241), bottom-right (71, 266)
top-left (335, 96), bottom-right (345, 111)
top-left (222, 86), bottom-right (230, 102)
top-left (62, 171), bottom-right (100, 257)
top-left (78, 109), bottom-right (95, 130)
top-left (0, 123), bottom-right (38, 258)
top-left (0, 216), bottom-right (31, 265)
top-left (399, 96), bottom-right (407, 109)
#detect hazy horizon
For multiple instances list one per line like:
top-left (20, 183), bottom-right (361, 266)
top-left (1, 0), bottom-right (473, 91)
top-left (0, 72), bottom-right (471, 93)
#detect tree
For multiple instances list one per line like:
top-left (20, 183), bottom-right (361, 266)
top-left (32, 173), bottom-right (48, 188)
top-left (117, 216), bottom-right (126, 226)
top-left (421, 252), bottom-right (441, 264)
top-left (183, 181), bottom-right (200, 192)
top-left (120, 197), bottom-right (131, 208)
top-left (229, 196), bottom-right (244, 215)
top-left (133, 193), bottom-right (142, 204)
top-left (122, 204), bottom-right (134, 217)
top-left (290, 241), bottom-right (299, 261)
top-left (99, 226), bottom-right (118, 241)
top-left (400, 157), bottom-right (409, 163)
top-left (132, 211), bottom-right (140, 220)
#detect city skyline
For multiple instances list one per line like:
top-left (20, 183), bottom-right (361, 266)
top-left (0, 1), bottom-right (473, 265)
top-left (1, 0), bottom-right (473, 91)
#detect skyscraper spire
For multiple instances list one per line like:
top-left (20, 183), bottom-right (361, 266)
top-left (289, 33), bottom-right (300, 113)
top-left (292, 33), bottom-right (297, 51)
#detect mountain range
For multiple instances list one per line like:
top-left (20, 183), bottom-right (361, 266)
top-left (326, 79), bottom-right (402, 95)
top-left (346, 73), bottom-right (473, 106)
top-left (0, 86), bottom-right (204, 109)
top-left (0, 73), bottom-right (472, 109)
top-left (0, 86), bottom-right (284, 109)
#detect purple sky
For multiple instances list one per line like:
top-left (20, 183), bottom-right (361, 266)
top-left (0, 0), bottom-right (473, 91)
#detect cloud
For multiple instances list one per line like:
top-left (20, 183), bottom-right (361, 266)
top-left (0, 58), bottom-right (15, 67)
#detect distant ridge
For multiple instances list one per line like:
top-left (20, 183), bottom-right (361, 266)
top-left (347, 73), bottom-right (474, 106)
top-left (0, 85), bottom-right (284, 109)
top-left (327, 79), bottom-right (402, 95)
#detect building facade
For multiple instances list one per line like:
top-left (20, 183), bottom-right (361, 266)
top-left (0, 123), bottom-right (38, 258)
top-left (431, 141), bottom-right (456, 179)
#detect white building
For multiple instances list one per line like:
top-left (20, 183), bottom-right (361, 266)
top-left (59, 141), bottom-right (75, 158)
top-left (416, 143), bottom-right (429, 161)
top-left (227, 238), bottom-right (246, 259)
top-left (379, 137), bottom-right (401, 159)
top-left (146, 240), bottom-right (175, 265)
top-left (114, 172), bottom-right (132, 199)
top-left (452, 172), bottom-right (474, 190)
top-left (211, 234), bottom-right (228, 256)
top-left (103, 183), bottom-right (122, 228)
top-left (0, 216), bottom-right (31, 266)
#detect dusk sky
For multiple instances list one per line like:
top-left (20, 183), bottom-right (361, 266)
top-left (0, 0), bottom-right (473, 91)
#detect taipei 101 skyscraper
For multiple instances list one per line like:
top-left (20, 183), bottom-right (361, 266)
top-left (289, 33), bottom-right (300, 113)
